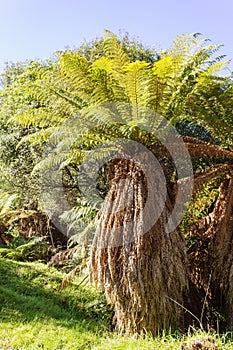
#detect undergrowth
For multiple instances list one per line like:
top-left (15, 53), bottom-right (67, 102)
top-left (0, 258), bottom-right (232, 349)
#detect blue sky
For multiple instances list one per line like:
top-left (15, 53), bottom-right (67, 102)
top-left (0, 0), bottom-right (232, 73)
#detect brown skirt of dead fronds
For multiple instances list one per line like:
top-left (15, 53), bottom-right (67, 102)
top-left (90, 158), bottom-right (191, 335)
top-left (9, 210), bottom-right (68, 247)
top-left (188, 175), bottom-right (233, 330)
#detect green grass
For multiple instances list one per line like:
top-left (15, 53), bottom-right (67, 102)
top-left (0, 258), bottom-right (232, 349)
top-left (0, 258), bottom-right (110, 349)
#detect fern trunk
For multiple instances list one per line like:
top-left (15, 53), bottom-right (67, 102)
top-left (90, 158), bottom-right (190, 335)
top-left (208, 177), bottom-right (233, 329)
top-left (189, 176), bottom-right (233, 329)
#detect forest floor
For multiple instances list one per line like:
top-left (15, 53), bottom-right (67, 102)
top-left (0, 258), bottom-right (232, 349)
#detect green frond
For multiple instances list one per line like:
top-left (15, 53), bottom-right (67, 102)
top-left (82, 105), bottom-right (124, 126)
top-left (123, 61), bottom-right (150, 111)
top-left (58, 52), bottom-right (93, 103)
top-left (153, 55), bottom-right (175, 79)
top-left (91, 57), bottom-right (127, 103)
top-left (0, 193), bottom-right (17, 218)
top-left (66, 148), bottom-right (83, 165)
top-left (16, 127), bottom-right (55, 148)
top-left (90, 70), bottom-right (116, 104)
top-left (31, 149), bottom-right (69, 175)
top-left (103, 30), bottom-right (130, 69)
top-left (10, 108), bottom-right (65, 128)
top-left (92, 56), bottom-right (113, 72)
top-left (60, 198), bottom-right (100, 245)
top-left (59, 51), bottom-right (90, 79)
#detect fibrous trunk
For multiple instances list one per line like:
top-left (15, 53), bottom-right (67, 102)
top-left (90, 158), bottom-right (190, 335)
top-left (189, 175), bottom-right (233, 329)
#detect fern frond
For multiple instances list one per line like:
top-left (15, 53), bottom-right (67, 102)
top-left (192, 163), bottom-right (230, 195)
top-left (103, 30), bottom-right (130, 69)
top-left (91, 57), bottom-right (127, 103)
top-left (82, 104), bottom-right (123, 126)
top-left (123, 61), bottom-right (150, 116)
top-left (48, 247), bottom-right (79, 267)
top-left (189, 174), bottom-right (233, 239)
top-left (0, 193), bottom-right (17, 218)
top-left (57, 265), bottom-right (80, 291)
top-left (60, 197), bottom-right (100, 247)
top-left (32, 149), bottom-right (69, 174)
top-left (58, 268), bottom-right (88, 292)
top-left (16, 127), bottom-right (55, 148)
top-left (183, 136), bottom-right (233, 158)
top-left (59, 51), bottom-right (92, 89)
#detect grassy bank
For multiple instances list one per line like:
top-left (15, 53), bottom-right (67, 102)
top-left (0, 258), bottom-right (232, 349)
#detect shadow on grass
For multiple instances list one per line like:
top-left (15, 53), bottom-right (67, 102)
top-left (0, 258), bottom-right (112, 334)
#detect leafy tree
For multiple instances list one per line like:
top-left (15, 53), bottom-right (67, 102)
top-left (76, 30), bottom-right (159, 63)
top-left (0, 61), bottom-right (49, 208)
